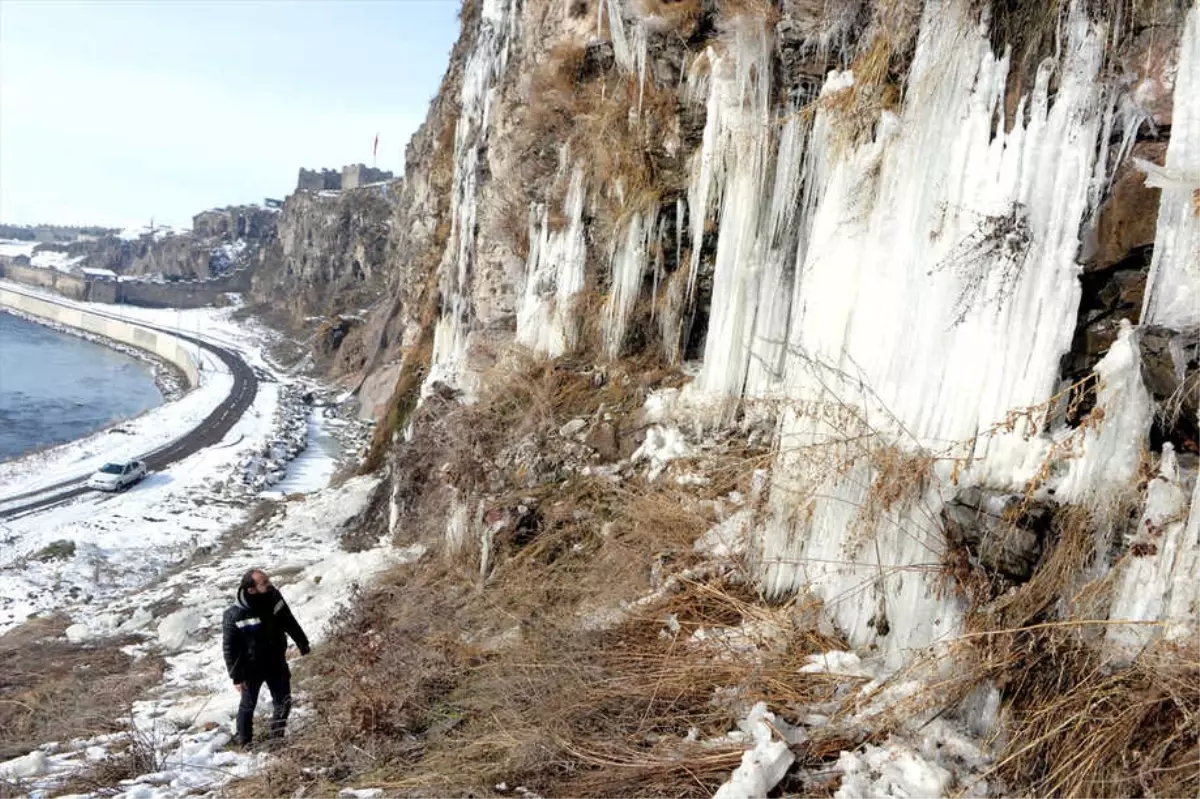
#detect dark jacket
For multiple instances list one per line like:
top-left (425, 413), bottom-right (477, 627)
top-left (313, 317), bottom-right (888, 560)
top-left (222, 585), bottom-right (309, 683)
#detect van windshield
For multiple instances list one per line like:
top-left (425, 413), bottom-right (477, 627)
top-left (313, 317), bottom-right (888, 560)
top-left (100, 463), bottom-right (125, 475)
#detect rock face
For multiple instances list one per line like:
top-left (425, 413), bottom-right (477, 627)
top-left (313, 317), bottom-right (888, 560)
top-left (192, 206), bottom-right (279, 241)
top-left (340, 0), bottom-right (1189, 412)
top-left (325, 0), bottom-right (1200, 666)
top-left (37, 206), bottom-right (279, 281)
top-left (1139, 326), bottom-right (1200, 444)
top-left (248, 186), bottom-right (397, 338)
top-left (943, 489), bottom-right (1053, 583)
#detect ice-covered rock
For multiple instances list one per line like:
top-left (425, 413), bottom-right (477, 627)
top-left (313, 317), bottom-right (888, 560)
top-left (157, 607), bottom-right (205, 651)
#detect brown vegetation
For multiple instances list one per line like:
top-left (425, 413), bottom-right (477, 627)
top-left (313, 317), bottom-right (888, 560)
top-left (0, 616), bottom-right (163, 762)
top-left (232, 353), bottom-right (842, 798)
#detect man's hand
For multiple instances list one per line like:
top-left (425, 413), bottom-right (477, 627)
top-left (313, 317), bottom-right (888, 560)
top-left (235, 682), bottom-right (246, 692)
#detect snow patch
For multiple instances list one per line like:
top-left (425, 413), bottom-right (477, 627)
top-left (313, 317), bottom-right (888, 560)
top-left (713, 702), bottom-right (798, 799)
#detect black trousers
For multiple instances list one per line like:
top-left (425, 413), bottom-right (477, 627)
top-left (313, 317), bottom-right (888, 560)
top-left (236, 667), bottom-right (292, 745)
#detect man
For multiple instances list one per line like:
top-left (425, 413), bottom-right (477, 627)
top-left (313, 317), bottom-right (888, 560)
top-left (222, 568), bottom-right (310, 747)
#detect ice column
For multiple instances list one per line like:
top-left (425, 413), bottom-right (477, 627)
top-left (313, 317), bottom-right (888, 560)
top-left (517, 166), bottom-right (588, 357)
top-left (603, 212), bottom-right (655, 357)
top-left (428, 0), bottom-right (522, 396)
top-left (1107, 5), bottom-right (1200, 657)
top-left (757, 0), bottom-right (1109, 660)
top-left (685, 16), bottom-right (809, 402)
top-left (1140, 5), bottom-right (1199, 330)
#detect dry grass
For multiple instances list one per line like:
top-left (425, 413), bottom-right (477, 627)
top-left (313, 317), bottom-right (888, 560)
top-left (235, 552), bottom-right (847, 798)
top-left (638, 0), bottom-right (704, 35)
top-left (808, 0), bottom-right (918, 147)
top-left (230, 348), bottom-right (846, 798)
top-left (992, 636), bottom-right (1199, 798)
top-left (518, 35), bottom-right (687, 241)
top-left (0, 616), bottom-right (163, 762)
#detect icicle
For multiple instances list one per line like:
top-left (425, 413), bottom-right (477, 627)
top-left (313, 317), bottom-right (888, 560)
top-left (603, 212), bottom-right (654, 357)
top-left (1139, 5), bottom-right (1200, 329)
top-left (1055, 323), bottom-right (1152, 506)
top-left (1105, 444), bottom-right (1199, 663)
top-left (517, 165), bottom-right (588, 357)
top-left (753, 0), bottom-right (1110, 661)
top-left (650, 223), bottom-right (663, 323)
top-left (681, 14), bottom-right (806, 401)
top-left (426, 0), bottom-right (522, 398)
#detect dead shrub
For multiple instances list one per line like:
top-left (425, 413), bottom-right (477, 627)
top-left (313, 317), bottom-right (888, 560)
top-left (638, 0), bottom-right (705, 29)
top-left (811, 0), bottom-right (919, 148)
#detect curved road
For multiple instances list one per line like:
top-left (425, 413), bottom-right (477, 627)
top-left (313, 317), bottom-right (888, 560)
top-left (0, 320), bottom-right (259, 520)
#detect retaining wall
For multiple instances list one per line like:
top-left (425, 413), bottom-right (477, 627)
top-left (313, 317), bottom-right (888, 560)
top-left (0, 285), bottom-right (201, 388)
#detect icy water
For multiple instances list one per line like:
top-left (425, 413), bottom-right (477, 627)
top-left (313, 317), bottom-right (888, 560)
top-left (0, 311), bottom-right (162, 462)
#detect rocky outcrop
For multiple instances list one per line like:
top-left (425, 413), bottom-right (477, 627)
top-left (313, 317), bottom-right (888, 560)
top-left (943, 489), bottom-right (1053, 583)
top-left (1140, 325), bottom-right (1200, 447)
top-left (340, 0), bottom-right (481, 403)
top-left (30, 206), bottom-right (279, 281)
top-left (191, 206), bottom-right (279, 241)
top-left (248, 186), bottom-right (397, 338)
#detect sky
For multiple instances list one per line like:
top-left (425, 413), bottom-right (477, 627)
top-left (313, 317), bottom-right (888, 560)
top-left (0, 0), bottom-right (462, 229)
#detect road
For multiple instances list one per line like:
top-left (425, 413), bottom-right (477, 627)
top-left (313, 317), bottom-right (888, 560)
top-left (0, 319), bottom-right (259, 520)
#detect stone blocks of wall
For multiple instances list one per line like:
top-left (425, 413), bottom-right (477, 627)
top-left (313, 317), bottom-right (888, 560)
top-left (1, 257), bottom-right (251, 310)
top-left (0, 261), bottom-right (89, 300)
top-left (297, 168), bottom-right (342, 191)
top-left (115, 270), bottom-right (251, 309)
top-left (341, 164), bottom-right (394, 189)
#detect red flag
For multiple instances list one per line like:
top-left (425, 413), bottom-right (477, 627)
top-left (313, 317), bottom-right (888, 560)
top-left (373, 134), bottom-right (379, 158)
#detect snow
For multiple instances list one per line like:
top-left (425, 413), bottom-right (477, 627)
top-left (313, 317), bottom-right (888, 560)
top-left (630, 425), bottom-right (691, 481)
top-left (0, 750), bottom-right (48, 780)
top-left (29, 249), bottom-right (86, 272)
top-left (1, 472), bottom-right (423, 798)
top-left (835, 739), bottom-right (952, 799)
top-left (80, 267), bottom-right (118, 279)
top-left (0, 370), bottom-right (279, 631)
top-left (713, 702), bottom-right (798, 799)
top-left (0, 287), bottom-right (311, 632)
top-left (695, 508), bottom-right (752, 558)
top-left (211, 239), bottom-right (249, 273)
top-left (271, 409), bottom-right (340, 495)
top-left (0, 238), bottom-right (38, 258)
top-left (1139, 5), bottom-right (1200, 330)
top-left (799, 650), bottom-right (874, 678)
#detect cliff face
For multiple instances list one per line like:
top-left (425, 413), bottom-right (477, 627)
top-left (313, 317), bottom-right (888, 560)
top-left (344, 0), bottom-right (1198, 670)
top-left (247, 186), bottom-right (398, 344)
top-left (14, 206), bottom-right (280, 282)
top-left (193, 3), bottom-right (1200, 794)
